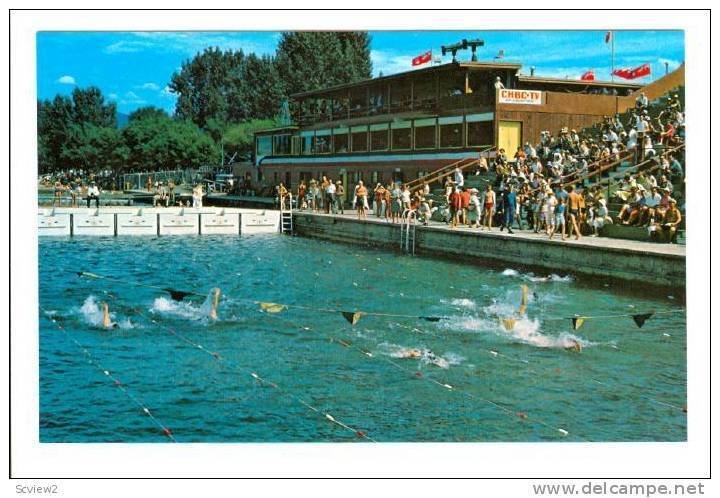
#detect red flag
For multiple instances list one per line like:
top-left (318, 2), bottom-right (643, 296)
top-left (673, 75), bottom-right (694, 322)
top-left (412, 50), bottom-right (432, 67)
top-left (580, 70), bottom-right (595, 81)
top-left (613, 63), bottom-right (651, 80)
top-left (605, 31), bottom-right (612, 44)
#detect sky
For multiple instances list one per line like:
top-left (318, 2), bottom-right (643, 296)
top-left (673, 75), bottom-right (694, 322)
top-left (36, 30), bottom-right (685, 115)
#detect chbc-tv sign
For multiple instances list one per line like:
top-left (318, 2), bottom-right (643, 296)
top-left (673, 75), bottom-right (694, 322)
top-left (498, 89), bottom-right (543, 105)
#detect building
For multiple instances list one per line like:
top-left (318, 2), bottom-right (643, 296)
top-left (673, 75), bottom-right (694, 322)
top-left (253, 60), bottom-right (649, 193)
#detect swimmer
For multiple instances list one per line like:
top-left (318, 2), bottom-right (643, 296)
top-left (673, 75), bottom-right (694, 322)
top-left (517, 284), bottom-right (528, 315)
top-left (425, 350), bottom-right (449, 369)
top-left (208, 288), bottom-right (221, 320)
top-left (101, 302), bottom-right (118, 329)
top-left (398, 348), bottom-right (423, 359)
top-left (565, 339), bottom-right (583, 352)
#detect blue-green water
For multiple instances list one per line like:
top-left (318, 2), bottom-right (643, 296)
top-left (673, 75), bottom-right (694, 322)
top-left (39, 236), bottom-right (686, 442)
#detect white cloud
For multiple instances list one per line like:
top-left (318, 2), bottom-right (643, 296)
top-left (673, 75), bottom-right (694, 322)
top-left (121, 91), bottom-right (146, 106)
top-left (103, 32), bottom-right (277, 58)
top-left (57, 75), bottom-right (76, 85)
top-left (108, 93), bottom-right (119, 100)
top-left (160, 85), bottom-right (175, 99)
top-left (138, 82), bottom-right (160, 91)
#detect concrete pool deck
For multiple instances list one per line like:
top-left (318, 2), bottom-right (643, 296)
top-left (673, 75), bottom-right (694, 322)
top-left (292, 211), bottom-right (686, 289)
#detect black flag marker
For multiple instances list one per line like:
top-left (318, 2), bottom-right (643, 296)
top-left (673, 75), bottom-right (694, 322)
top-left (420, 316), bottom-right (442, 322)
top-left (632, 312), bottom-right (654, 328)
top-left (571, 316), bottom-right (586, 331)
top-left (75, 270), bottom-right (202, 301)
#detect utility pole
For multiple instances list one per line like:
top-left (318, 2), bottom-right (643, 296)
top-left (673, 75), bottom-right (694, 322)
top-left (610, 31), bottom-right (615, 82)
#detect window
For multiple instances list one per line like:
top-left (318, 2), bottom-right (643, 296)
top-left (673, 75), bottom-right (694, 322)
top-left (390, 80), bottom-right (412, 111)
top-left (349, 87), bottom-right (367, 117)
top-left (273, 134), bottom-right (291, 155)
top-left (291, 136), bottom-right (301, 155)
top-left (351, 126), bottom-right (368, 152)
top-left (368, 84), bottom-right (387, 115)
top-left (314, 130), bottom-right (331, 154)
top-left (300, 132), bottom-right (313, 155)
top-left (466, 114), bottom-right (494, 147)
top-left (391, 121), bottom-right (411, 150)
top-left (439, 116), bottom-right (464, 148)
top-left (414, 118), bottom-right (437, 149)
top-left (333, 127), bottom-right (349, 153)
top-left (256, 136), bottom-right (272, 157)
top-left (370, 123), bottom-right (389, 151)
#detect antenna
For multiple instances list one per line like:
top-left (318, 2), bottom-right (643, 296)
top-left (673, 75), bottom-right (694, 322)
top-left (465, 38), bottom-right (484, 62)
top-left (441, 39), bottom-right (468, 62)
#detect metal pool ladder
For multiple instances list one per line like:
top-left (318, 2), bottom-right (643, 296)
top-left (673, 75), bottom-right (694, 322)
top-left (280, 195), bottom-right (293, 234)
top-left (400, 209), bottom-right (417, 255)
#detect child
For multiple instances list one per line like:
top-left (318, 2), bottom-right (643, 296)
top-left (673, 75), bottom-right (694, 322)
top-left (550, 197), bottom-right (567, 240)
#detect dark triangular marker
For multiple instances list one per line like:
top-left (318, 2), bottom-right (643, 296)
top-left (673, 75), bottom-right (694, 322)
top-left (420, 316), bottom-right (442, 322)
top-left (632, 312), bottom-right (654, 328)
top-left (571, 316), bottom-right (586, 330)
top-left (165, 289), bottom-right (192, 301)
top-left (342, 311), bottom-right (363, 325)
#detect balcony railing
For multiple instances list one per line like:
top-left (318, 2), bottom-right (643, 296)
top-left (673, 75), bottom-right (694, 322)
top-left (295, 94), bottom-right (495, 126)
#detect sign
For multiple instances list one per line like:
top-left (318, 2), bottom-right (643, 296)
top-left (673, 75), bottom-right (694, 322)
top-left (498, 89), bottom-right (543, 105)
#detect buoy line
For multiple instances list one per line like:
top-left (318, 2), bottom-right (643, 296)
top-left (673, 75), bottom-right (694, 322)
top-left (40, 309), bottom-right (177, 442)
top-left (102, 293), bottom-right (376, 442)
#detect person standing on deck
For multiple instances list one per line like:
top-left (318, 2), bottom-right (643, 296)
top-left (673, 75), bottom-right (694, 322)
top-left (400, 184), bottom-right (412, 212)
top-left (335, 181), bottom-right (344, 214)
top-left (384, 183), bottom-right (393, 220)
top-left (297, 180), bottom-right (307, 210)
top-left (374, 183), bottom-right (386, 217)
top-left (448, 186), bottom-right (462, 228)
top-left (326, 179), bottom-right (337, 214)
top-left (320, 176), bottom-right (329, 213)
top-left (192, 184), bottom-right (204, 208)
top-left (566, 185), bottom-right (583, 240)
top-left (481, 184), bottom-right (495, 231)
top-left (355, 181), bottom-right (368, 219)
top-left (501, 184), bottom-right (517, 234)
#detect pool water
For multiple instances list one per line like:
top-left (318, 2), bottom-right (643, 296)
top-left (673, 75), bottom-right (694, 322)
top-left (39, 235), bottom-right (687, 442)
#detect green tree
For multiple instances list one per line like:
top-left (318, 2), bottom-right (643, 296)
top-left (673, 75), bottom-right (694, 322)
top-left (274, 31), bottom-right (372, 97)
top-left (122, 112), bottom-right (218, 171)
top-left (37, 95), bottom-right (73, 173)
top-left (71, 86), bottom-right (117, 127)
top-left (128, 106), bottom-right (168, 122)
top-left (222, 119), bottom-right (277, 161)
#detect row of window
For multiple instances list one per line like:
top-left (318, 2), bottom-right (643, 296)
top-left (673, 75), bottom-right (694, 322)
top-left (256, 117), bottom-right (494, 157)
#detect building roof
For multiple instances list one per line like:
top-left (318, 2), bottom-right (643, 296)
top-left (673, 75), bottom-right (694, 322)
top-left (516, 75), bottom-right (643, 89)
top-left (290, 61), bottom-right (522, 99)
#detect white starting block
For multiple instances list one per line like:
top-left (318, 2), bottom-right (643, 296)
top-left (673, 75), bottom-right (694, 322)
top-left (241, 210), bottom-right (281, 234)
top-left (116, 208), bottom-right (159, 235)
top-left (73, 209), bottom-right (115, 236)
top-left (37, 208), bottom-right (71, 236)
top-left (200, 209), bottom-right (241, 235)
top-left (158, 209), bottom-right (200, 235)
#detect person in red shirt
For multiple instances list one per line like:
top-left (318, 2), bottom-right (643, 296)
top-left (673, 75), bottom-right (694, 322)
top-left (448, 187), bottom-right (462, 228)
top-left (460, 187), bottom-right (471, 226)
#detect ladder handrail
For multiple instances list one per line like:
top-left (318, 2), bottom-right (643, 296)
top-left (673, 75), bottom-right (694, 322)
top-left (405, 145), bottom-right (496, 192)
top-left (399, 209), bottom-right (417, 255)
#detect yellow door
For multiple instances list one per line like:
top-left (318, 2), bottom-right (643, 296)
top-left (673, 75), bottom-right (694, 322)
top-left (497, 121), bottom-right (522, 158)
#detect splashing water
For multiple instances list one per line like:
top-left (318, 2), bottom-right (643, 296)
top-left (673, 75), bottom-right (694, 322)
top-left (150, 290), bottom-right (217, 321)
top-left (78, 295), bottom-right (134, 329)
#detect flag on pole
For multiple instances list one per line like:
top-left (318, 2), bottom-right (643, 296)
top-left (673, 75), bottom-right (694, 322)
top-left (605, 31), bottom-right (612, 44)
top-left (612, 63), bottom-right (651, 80)
top-left (580, 70), bottom-right (595, 81)
top-left (412, 50), bottom-right (432, 67)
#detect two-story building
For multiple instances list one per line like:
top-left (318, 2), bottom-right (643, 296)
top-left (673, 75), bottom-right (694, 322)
top-left (253, 60), bottom-right (643, 194)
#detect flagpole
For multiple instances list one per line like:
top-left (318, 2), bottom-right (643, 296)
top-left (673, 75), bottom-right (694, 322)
top-left (611, 31), bottom-right (615, 82)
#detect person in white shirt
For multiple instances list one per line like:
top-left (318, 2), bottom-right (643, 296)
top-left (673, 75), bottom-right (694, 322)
top-left (326, 180), bottom-right (337, 214)
top-left (544, 191), bottom-right (557, 235)
top-left (453, 168), bottom-right (464, 188)
top-left (86, 182), bottom-right (100, 208)
top-left (494, 76), bottom-right (505, 90)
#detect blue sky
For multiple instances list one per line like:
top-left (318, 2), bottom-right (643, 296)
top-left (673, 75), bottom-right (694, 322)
top-left (37, 30), bottom-right (684, 115)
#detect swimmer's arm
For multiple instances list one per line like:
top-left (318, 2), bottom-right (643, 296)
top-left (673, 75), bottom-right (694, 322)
top-left (102, 303), bottom-right (111, 329)
top-left (209, 288), bottom-right (220, 320)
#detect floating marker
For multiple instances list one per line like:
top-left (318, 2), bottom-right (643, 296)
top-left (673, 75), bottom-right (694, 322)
top-left (517, 412), bottom-right (528, 419)
top-left (341, 311), bottom-right (363, 325)
top-left (143, 407), bottom-right (150, 414)
top-left (663, 333), bottom-right (671, 338)
top-left (490, 350), bottom-right (498, 357)
top-left (443, 383), bottom-right (453, 390)
top-left (325, 414), bottom-right (336, 422)
top-left (259, 302), bottom-right (286, 313)
top-left (414, 371), bottom-right (423, 378)
top-left (251, 372), bottom-right (259, 379)
top-left (163, 428), bottom-right (172, 437)
top-left (103, 370), bottom-right (110, 376)
top-left (356, 430), bottom-right (366, 438)
top-left (571, 316), bottom-right (586, 331)
top-left (557, 428), bottom-right (568, 436)
top-left (632, 312), bottom-right (654, 328)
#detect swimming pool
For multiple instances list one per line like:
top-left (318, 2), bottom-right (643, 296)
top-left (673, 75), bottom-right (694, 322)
top-left (39, 235), bottom-right (686, 442)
